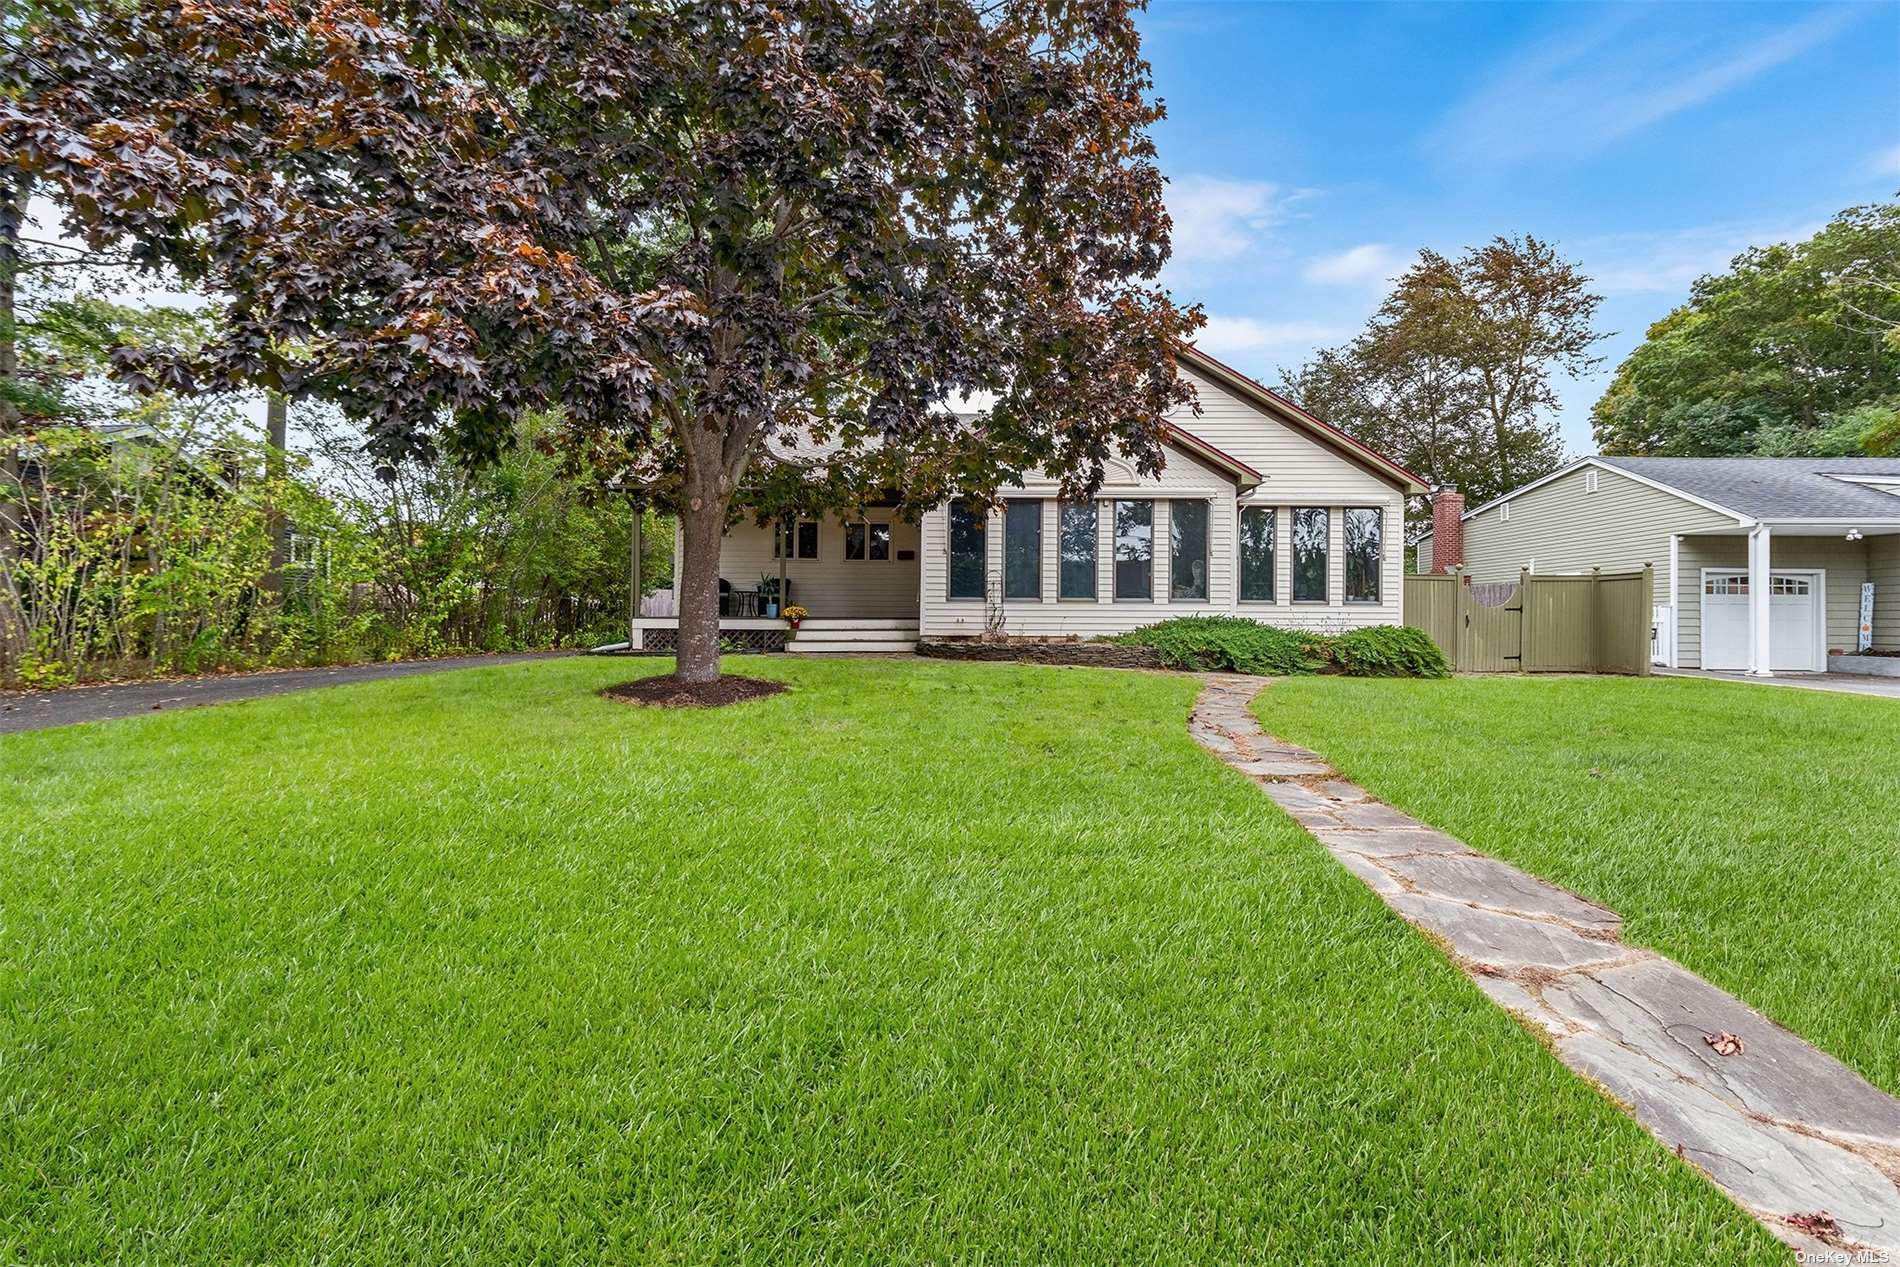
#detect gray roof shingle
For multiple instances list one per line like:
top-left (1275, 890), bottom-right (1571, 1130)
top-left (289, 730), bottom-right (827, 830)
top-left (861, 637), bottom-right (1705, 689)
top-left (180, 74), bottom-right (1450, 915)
top-left (1596, 456), bottom-right (1900, 521)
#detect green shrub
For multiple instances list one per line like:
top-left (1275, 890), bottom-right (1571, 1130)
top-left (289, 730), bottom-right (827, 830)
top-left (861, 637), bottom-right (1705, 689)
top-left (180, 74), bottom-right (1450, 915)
top-left (1112, 615), bottom-right (1322, 675)
top-left (1112, 616), bottom-right (1448, 678)
top-left (1321, 625), bottom-right (1450, 678)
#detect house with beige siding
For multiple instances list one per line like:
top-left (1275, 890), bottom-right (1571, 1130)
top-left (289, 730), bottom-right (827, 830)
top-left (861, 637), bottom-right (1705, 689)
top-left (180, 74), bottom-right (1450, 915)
top-left (1418, 456), bottom-right (1900, 675)
top-left (630, 344), bottom-right (1426, 653)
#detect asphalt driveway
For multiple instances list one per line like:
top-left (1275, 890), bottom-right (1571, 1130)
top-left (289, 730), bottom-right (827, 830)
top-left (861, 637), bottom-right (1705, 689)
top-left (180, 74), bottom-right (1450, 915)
top-left (0, 652), bottom-right (573, 735)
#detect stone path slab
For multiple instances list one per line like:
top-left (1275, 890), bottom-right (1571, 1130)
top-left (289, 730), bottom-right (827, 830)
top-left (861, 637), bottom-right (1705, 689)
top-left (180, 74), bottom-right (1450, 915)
top-left (1190, 673), bottom-right (1900, 1258)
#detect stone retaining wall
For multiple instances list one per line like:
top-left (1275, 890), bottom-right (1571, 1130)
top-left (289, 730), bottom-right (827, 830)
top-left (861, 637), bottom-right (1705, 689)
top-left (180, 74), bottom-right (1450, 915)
top-left (1831, 654), bottom-right (1900, 678)
top-left (915, 639), bottom-right (1163, 670)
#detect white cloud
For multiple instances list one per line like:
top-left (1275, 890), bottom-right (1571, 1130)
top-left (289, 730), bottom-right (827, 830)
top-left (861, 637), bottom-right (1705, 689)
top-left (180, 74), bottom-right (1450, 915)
top-left (1433, 7), bottom-right (1859, 167)
top-left (1870, 143), bottom-right (1900, 179)
top-left (1577, 218), bottom-right (1823, 297)
top-left (1192, 315), bottom-right (1347, 358)
top-left (1164, 174), bottom-right (1294, 266)
top-left (1303, 243), bottom-right (1402, 288)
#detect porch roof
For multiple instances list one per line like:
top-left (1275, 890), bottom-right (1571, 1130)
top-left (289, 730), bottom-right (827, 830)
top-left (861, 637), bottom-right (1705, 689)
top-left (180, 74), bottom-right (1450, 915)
top-left (1159, 421), bottom-right (1262, 488)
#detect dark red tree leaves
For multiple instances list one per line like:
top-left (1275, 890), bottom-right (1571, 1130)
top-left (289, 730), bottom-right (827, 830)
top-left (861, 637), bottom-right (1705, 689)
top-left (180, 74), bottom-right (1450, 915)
top-left (5, 0), bottom-right (1199, 679)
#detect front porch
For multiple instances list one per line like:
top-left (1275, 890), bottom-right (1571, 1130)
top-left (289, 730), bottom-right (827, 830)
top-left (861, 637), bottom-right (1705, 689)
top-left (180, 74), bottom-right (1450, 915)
top-left (620, 511), bottom-right (922, 654)
top-left (1668, 523), bottom-right (1900, 675)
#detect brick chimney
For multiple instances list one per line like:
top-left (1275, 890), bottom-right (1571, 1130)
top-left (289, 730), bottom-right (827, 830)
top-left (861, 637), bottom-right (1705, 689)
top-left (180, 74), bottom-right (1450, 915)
top-left (1429, 486), bottom-right (1465, 573)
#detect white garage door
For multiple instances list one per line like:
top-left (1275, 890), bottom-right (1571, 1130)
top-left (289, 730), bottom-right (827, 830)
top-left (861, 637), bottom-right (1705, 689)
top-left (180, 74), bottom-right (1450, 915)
top-left (1701, 571), bottom-right (1822, 671)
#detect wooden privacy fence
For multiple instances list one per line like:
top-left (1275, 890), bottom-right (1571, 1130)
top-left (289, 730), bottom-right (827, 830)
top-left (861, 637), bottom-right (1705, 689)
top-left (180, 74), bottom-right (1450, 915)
top-left (1404, 566), bottom-right (1654, 675)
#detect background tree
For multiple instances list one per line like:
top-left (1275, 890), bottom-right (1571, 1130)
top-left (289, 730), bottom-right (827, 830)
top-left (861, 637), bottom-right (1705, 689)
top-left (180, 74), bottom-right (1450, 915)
top-left (0, 195), bottom-right (229, 673)
top-left (1592, 201), bottom-right (1900, 458)
top-left (1281, 236), bottom-right (1604, 521)
top-left (3, 0), bottom-right (1198, 685)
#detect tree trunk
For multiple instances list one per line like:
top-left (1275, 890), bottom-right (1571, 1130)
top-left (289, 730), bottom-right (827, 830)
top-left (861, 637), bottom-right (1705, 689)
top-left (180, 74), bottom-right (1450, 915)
top-left (674, 489), bottom-right (727, 684)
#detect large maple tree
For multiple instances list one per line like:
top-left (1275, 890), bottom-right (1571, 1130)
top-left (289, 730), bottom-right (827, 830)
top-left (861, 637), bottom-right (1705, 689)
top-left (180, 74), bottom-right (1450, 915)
top-left (2, 0), bottom-right (1198, 681)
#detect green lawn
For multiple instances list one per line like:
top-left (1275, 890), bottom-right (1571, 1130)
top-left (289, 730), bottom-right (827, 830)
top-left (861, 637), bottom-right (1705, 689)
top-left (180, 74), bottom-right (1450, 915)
top-left (1261, 673), bottom-right (1900, 1101)
top-left (0, 658), bottom-right (1778, 1263)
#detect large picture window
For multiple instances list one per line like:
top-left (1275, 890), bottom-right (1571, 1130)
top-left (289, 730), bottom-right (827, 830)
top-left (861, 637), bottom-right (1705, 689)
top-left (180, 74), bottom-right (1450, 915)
top-left (1004, 501), bottom-right (1042, 599)
top-left (1239, 506), bottom-right (1276, 602)
top-left (1114, 500), bottom-right (1154, 600)
top-left (1169, 500), bottom-right (1209, 601)
top-left (948, 499), bottom-right (985, 599)
top-left (1344, 507), bottom-right (1382, 603)
top-left (1058, 502), bottom-right (1097, 599)
top-left (1293, 507), bottom-right (1329, 602)
top-left (774, 520), bottom-right (819, 560)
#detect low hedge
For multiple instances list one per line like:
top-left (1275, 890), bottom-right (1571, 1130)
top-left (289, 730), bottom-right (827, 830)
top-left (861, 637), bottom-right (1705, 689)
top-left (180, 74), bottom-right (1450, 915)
top-left (1109, 615), bottom-right (1320, 676)
top-left (1111, 615), bottom-right (1448, 679)
top-left (1317, 625), bottom-right (1450, 678)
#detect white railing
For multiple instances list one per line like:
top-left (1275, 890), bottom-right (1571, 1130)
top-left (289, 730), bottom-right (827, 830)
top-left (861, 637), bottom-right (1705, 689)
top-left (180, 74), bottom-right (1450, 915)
top-left (639, 589), bottom-right (678, 617)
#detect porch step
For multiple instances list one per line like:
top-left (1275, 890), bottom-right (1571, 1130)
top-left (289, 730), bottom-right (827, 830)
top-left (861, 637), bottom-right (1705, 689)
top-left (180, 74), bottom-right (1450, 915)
top-left (786, 620), bottom-right (919, 655)
top-left (793, 618), bottom-right (919, 631)
top-left (786, 639), bottom-right (918, 655)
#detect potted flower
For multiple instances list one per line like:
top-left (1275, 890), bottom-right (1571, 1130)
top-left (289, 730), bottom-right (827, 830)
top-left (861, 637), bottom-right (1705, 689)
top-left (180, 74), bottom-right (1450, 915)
top-left (782, 605), bottom-right (809, 633)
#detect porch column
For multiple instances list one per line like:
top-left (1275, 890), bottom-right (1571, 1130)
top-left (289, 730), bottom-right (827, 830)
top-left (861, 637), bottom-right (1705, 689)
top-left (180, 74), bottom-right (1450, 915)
top-left (627, 506), bottom-right (644, 651)
top-left (1747, 523), bottom-right (1773, 676)
top-left (1666, 533), bottom-right (1680, 668)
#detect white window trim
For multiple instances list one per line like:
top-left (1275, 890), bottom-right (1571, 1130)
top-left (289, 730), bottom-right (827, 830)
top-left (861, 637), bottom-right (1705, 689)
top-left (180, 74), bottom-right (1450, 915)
top-left (946, 500), bottom-right (985, 601)
top-left (1290, 506), bottom-right (1330, 604)
top-left (1236, 504), bottom-right (1278, 605)
top-left (1001, 499), bottom-right (1043, 601)
top-left (1055, 500), bottom-right (1099, 602)
top-left (1342, 505), bottom-right (1384, 605)
top-left (842, 519), bottom-right (894, 564)
top-left (774, 518), bottom-right (821, 561)
top-left (1168, 498), bottom-right (1212, 604)
top-left (1112, 498), bottom-right (1157, 603)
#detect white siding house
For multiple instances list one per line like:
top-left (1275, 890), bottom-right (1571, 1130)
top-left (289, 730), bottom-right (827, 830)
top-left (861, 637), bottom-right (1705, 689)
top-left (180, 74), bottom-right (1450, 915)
top-left (634, 344), bottom-right (1425, 651)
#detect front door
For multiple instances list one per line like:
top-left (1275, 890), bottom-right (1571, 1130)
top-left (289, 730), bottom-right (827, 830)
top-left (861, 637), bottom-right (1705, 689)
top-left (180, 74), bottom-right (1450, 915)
top-left (1701, 571), bottom-right (1822, 671)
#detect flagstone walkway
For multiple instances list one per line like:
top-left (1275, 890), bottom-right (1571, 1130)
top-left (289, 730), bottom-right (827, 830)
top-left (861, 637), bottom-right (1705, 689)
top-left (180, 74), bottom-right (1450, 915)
top-left (1191, 674), bottom-right (1900, 1259)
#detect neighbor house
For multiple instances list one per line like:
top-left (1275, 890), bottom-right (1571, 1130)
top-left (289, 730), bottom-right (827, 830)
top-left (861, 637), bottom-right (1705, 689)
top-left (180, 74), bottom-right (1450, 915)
top-left (1418, 456), bottom-right (1900, 675)
top-left (631, 343), bottom-right (1427, 653)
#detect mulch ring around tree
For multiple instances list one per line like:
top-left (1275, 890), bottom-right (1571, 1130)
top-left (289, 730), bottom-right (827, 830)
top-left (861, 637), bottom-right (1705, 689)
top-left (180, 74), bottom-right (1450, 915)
top-left (601, 674), bottom-right (788, 710)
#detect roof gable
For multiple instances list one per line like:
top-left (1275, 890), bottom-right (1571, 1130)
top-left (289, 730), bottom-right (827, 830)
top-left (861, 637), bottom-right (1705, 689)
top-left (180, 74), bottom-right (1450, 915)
top-left (1175, 344), bottom-right (1427, 494)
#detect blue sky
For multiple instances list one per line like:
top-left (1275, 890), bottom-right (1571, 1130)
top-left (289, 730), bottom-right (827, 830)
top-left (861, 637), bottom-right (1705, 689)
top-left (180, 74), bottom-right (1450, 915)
top-left (1140, 0), bottom-right (1900, 454)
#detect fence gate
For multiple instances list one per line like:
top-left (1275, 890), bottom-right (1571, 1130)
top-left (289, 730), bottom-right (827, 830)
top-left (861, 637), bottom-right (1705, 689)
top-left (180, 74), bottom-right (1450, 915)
top-left (1403, 566), bottom-right (1653, 676)
top-left (1462, 583), bottom-right (1522, 672)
